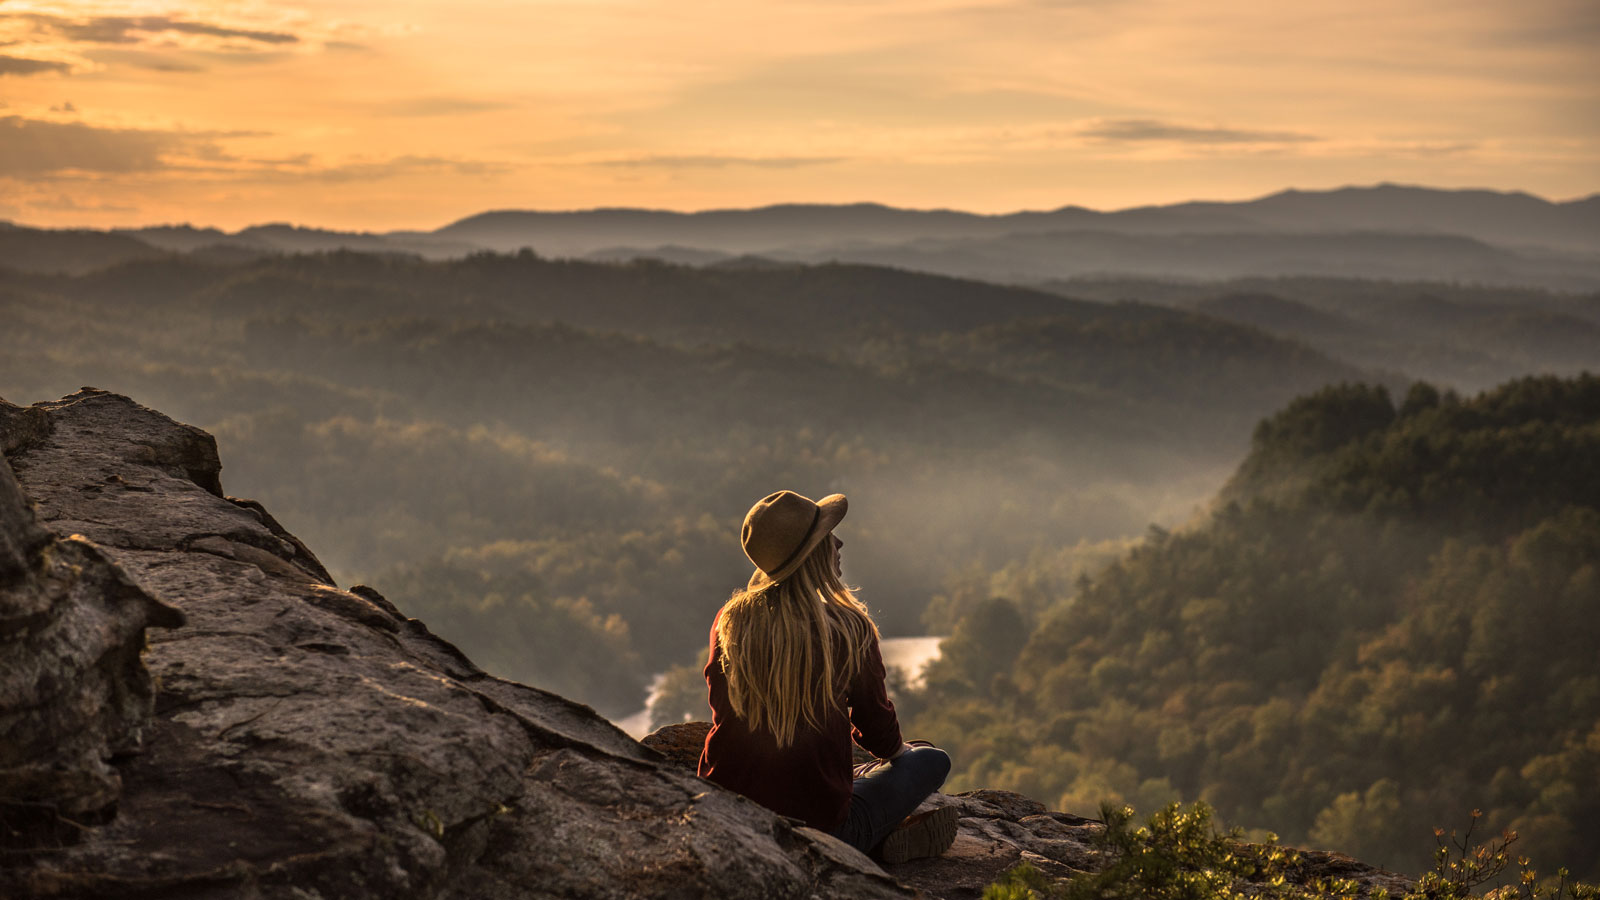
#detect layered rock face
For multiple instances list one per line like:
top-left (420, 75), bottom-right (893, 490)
top-left (1, 415), bottom-right (184, 849)
top-left (0, 390), bottom-right (914, 899)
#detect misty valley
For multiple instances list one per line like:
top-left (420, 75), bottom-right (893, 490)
top-left (3, 197), bottom-right (1597, 885)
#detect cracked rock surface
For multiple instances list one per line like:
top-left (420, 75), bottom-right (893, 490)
top-left (1, 427), bottom-right (184, 851)
top-left (0, 390), bottom-right (915, 900)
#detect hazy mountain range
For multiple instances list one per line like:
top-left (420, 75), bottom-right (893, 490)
top-left (1, 250), bottom-right (1385, 712)
top-left (436, 184), bottom-right (1600, 257)
top-left (4, 184), bottom-right (1597, 288)
top-left (1039, 275), bottom-right (1600, 392)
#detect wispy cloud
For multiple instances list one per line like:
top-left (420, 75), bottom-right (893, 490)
top-left (1371, 141), bottom-right (1478, 158)
top-left (18, 14), bottom-right (298, 47)
top-left (595, 154), bottom-right (848, 169)
top-left (0, 115), bottom-right (199, 175)
top-left (82, 49), bottom-right (208, 73)
top-left (1079, 119), bottom-right (1319, 144)
top-left (294, 155), bottom-right (514, 183)
top-left (376, 97), bottom-right (517, 117)
top-left (0, 11), bottom-right (305, 76)
top-left (28, 193), bottom-right (138, 213)
top-left (0, 55), bottom-right (71, 76)
top-left (0, 115), bottom-right (510, 185)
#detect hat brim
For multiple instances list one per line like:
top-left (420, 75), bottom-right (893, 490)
top-left (746, 493), bottom-right (847, 591)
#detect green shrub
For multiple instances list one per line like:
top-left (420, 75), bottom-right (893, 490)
top-left (981, 804), bottom-right (1600, 900)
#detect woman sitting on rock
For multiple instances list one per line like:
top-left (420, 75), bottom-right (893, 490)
top-left (698, 490), bottom-right (957, 863)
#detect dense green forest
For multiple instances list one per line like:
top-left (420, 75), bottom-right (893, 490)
top-left (1, 250), bottom-right (1375, 714)
top-left (901, 375), bottom-right (1600, 879)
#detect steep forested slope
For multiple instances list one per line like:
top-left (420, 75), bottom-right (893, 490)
top-left (908, 375), bottom-right (1600, 879)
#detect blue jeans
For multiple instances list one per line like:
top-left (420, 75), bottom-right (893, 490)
top-left (829, 747), bottom-right (952, 854)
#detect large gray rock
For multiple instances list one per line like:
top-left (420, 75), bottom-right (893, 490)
top-left (1, 444), bottom-right (183, 850)
top-left (0, 390), bottom-right (915, 900)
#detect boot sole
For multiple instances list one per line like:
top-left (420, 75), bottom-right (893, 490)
top-left (878, 805), bottom-right (959, 864)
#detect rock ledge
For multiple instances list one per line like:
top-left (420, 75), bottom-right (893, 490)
top-left (1, 390), bottom-right (913, 900)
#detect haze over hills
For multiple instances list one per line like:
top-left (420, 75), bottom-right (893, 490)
top-left (1038, 276), bottom-right (1600, 393)
top-left (434, 185), bottom-right (1599, 258)
top-left (4, 185), bottom-right (1597, 290)
top-left (1, 250), bottom-right (1388, 715)
top-left (757, 229), bottom-right (1600, 293)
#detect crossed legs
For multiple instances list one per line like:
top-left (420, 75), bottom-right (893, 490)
top-left (828, 746), bottom-right (952, 855)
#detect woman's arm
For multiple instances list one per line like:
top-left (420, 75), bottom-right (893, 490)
top-left (847, 634), bottom-right (904, 759)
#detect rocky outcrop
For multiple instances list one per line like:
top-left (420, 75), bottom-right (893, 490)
top-left (0, 390), bottom-right (914, 899)
top-left (1, 437), bottom-right (184, 851)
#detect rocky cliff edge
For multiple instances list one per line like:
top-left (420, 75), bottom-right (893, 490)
top-left (0, 389), bottom-right (913, 899)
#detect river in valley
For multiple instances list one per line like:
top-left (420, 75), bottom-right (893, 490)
top-left (616, 634), bottom-right (946, 739)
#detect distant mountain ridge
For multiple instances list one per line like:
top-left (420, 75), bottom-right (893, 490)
top-left (3, 184), bottom-right (1595, 287)
top-left (432, 184), bottom-right (1600, 255)
top-left (760, 229), bottom-right (1600, 292)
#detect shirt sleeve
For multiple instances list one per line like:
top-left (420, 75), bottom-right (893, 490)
top-left (703, 611), bottom-right (727, 713)
top-left (847, 634), bottom-right (903, 759)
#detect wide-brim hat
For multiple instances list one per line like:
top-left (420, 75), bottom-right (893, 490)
top-left (741, 490), bottom-right (847, 591)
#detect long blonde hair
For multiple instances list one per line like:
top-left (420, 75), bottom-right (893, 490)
top-left (716, 540), bottom-right (879, 746)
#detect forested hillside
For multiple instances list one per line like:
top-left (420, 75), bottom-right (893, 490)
top-left (904, 375), bottom-right (1600, 879)
top-left (0, 251), bottom-right (1366, 715)
top-left (1040, 276), bottom-right (1600, 393)
top-left (768, 230), bottom-right (1600, 293)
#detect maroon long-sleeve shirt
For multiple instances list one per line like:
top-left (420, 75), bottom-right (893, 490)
top-left (697, 610), bottom-right (903, 831)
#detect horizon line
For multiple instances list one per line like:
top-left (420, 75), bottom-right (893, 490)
top-left (4, 181), bottom-right (1595, 235)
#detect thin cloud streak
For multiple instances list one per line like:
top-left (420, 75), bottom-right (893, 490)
top-left (377, 97), bottom-right (517, 117)
top-left (16, 14), bottom-right (298, 47)
top-left (1080, 119), bottom-right (1320, 144)
top-left (595, 154), bottom-right (849, 169)
top-left (0, 55), bottom-right (71, 76)
top-left (289, 156), bottom-right (513, 183)
top-left (0, 116), bottom-right (505, 184)
top-left (0, 115), bottom-right (194, 175)
top-left (82, 48), bottom-right (208, 72)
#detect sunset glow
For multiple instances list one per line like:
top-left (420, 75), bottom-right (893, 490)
top-left (3, 0), bottom-right (1596, 229)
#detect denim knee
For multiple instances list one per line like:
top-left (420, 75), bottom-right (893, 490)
top-left (903, 746), bottom-right (951, 791)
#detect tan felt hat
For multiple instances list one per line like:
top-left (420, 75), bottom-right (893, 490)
top-left (741, 490), bottom-right (847, 591)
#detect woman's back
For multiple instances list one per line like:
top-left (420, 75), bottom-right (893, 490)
top-left (697, 489), bottom-right (953, 861)
top-left (698, 602), bottom-right (902, 830)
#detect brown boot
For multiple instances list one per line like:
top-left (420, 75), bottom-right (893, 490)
top-left (876, 806), bottom-right (959, 864)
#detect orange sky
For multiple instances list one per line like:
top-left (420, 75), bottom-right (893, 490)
top-left (2, 0), bottom-right (1596, 230)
